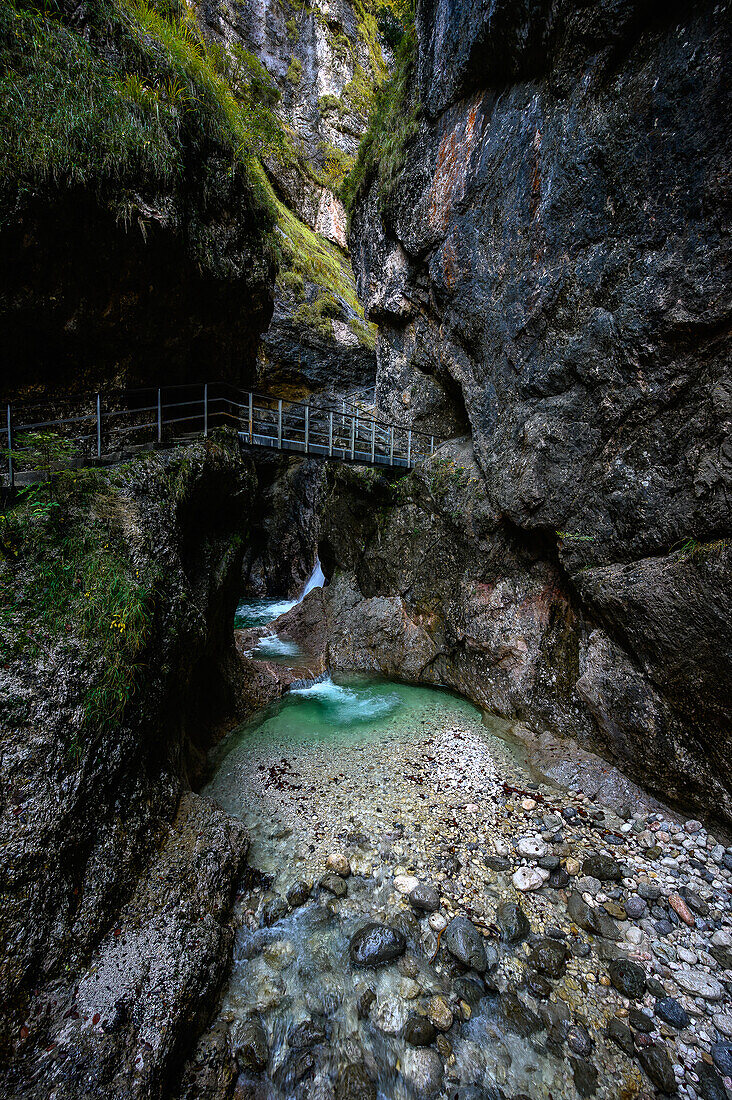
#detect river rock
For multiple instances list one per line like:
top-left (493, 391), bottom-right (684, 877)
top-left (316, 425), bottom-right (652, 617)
top-left (260, 892), bottom-right (288, 926)
top-left (624, 895), bottom-right (646, 919)
top-left (428, 912), bottom-right (448, 932)
top-left (517, 836), bottom-right (547, 859)
top-left (409, 883), bottom-right (440, 912)
top-left (668, 892), bottom-right (695, 927)
top-left (233, 1015), bottom-right (269, 1073)
top-left (711, 1041), bottom-right (732, 1077)
top-left (320, 873), bottom-right (347, 898)
top-left (443, 916), bottom-right (488, 972)
top-left (636, 1044), bottom-right (676, 1093)
top-left (608, 959), bottom-right (646, 999)
top-left (529, 938), bottom-right (568, 979)
top-left (403, 1015), bottom-right (436, 1046)
top-left (607, 1018), bottom-right (635, 1056)
top-left (570, 1056), bottom-right (598, 1098)
top-left (675, 969), bottom-right (725, 1001)
top-left (401, 1047), bottom-right (444, 1098)
top-left (289, 1019), bottom-right (327, 1048)
top-left (654, 997), bottom-right (690, 1029)
top-left (394, 874), bottom-right (419, 894)
top-left (326, 852), bottom-right (351, 877)
top-left (427, 995), bottom-right (453, 1031)
top-left (581, 854), bottom-right (623, 882)
top-left (512, 867), bottom-right (544, 892)
top-left (374, 996), bottom-right (408, 1035)
top-left (695, 1060), bottom-right (727, 1100)
top-left (350, 923), bottom-right (406, 968)
top-left (357, 988), bottom-right (376, 1019)
top-left (567, 1024), bottom-right (593, 1055)
top-left (496, 900), bottom-right (530, 943)
top-left (336, 1063), bottom-right (377, 1100)
top-left (287, 881), bottom-right (312, 908)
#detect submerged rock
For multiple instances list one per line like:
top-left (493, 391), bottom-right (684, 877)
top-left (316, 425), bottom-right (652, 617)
top-left (443, 916), bottom-right (488, 972)
top-left (409, 883), bottom-right (441, 912)
top-left (401, 1047), bottom-right (444, 1098)
top-left (336, 1063), bottom-right (377, 1100)
top-left (404, 1015), bottom-right (437, 1047)
top-left (608, 959), bottom-right (647, 1000)
top-left (233, 1015), bottom-right (269, 1073)
top-left (349, 923), bottom-right (406, 967)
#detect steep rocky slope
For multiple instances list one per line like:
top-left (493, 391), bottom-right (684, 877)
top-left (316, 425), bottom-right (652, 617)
top-left (341, 0), bottom-right (732, 817)
top-left (0, 435), bottom-right (256, 1094)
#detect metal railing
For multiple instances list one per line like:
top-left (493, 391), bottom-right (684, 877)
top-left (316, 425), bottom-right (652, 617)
top-left (2, 382), bottom-right (439, 486)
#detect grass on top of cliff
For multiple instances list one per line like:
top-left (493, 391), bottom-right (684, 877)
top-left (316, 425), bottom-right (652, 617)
top-left (0, 468), bottom-right (159, 738)
top-left (341, 15), bottom-right (418, 214)
top-left (0, 0), bottom-right (284, 221)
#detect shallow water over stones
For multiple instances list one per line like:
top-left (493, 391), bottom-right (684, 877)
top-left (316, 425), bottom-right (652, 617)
top-left (199, 677), bottom-right (732, 1100)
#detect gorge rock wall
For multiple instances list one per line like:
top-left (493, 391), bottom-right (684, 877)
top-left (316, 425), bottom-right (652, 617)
top-left (345, 0), bottom-right (732, 817)
top-left (0, 436), bottom-right (254, 1095)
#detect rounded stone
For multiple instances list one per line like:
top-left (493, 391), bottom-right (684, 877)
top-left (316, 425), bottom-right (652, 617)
top-left (409, 883), bottom-right (440, 912)
top-left (443, 915), bottom-right (488, 972)
top-left (512, 866), bottom-right (544, 892)
top-left (349, 923), bottom-right (406, 968)
top-left (394, 874), bottom-right (419, 894)
top-left (428, 912), bottom-right (448, 932)
top-left (711, 1041), bottom-right (732, 1077)
top-left (529, 937), bottom-right (568, 979)
top-left (581, 854), bottom-right (624, 882)
top-left (608, 958), bottom-right (646, 1000)
top-left (427, 996), bottom-right (453, 1031)
top-left (496, 900), bottom-right (530, 943)
top-left (624, 895), bottom-right (647, 919)
top-left (403, 1015), bottom-right (436, 1047)
top-left (636, 1044), bottom-right (676, 1093)
top-left (401, 1047), bottom-right (444, 1098)
top-left (566, 1024), bottom-right (593, 1055)
top-left (517, 836), bottom-right (547, 859)
top-left (287, 881), bottom-right (312, 908)
top-left (320, 873), bottom-right (347, 898)
top-left (326, 852), bottom-right (351, 877)
top-left (654, 996), bottom-right (690, 1029)
top-left (336, 1063), bottom-right (377, 1100)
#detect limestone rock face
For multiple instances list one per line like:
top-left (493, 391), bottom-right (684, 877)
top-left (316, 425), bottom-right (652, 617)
top-left (345, 0), bottom-right (732, 817)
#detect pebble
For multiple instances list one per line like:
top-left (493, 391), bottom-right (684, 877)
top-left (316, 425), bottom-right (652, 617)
top-left (512, 866), bottom-right (544, 892)
top-left (403, 1016), bottom-right (436, 1047)
top-left (409, 883), bottom-right (440, 912)
top-left (428, 912), bottom-right (448, 932)
top-left (669, 892), bottom-right (696, 927)
top-left (443, 916), bottom-right (489, 972)
top-left (320, 873), bottom-right (347, 898)
top-left (400, 1047), bottom-right (444, 1099)
top-left (350, 924), bottom-right (406, 968)
top-left (427, 996), bottom-right (453, 1031)
top-left (655, 997), bottom-right (691, 1029)
top-left (326, 852), bottom-right (351, 877)
top-left (517, 836), bottom-right (547, 858)
top-left (608, 958), bottom-right (647, 1000)
top-left (394, 874), bottom-right (419, 895)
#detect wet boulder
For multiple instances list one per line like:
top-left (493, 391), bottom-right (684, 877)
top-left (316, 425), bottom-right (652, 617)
top-left (496, 901), bottom-right (530, 943)
top-left (336, 1063), bottom-right (377, 1100)
top-left (608, 958), bottom-right (646, 1000)
top-left (443, 916), bottom-right (488, 972)
top-left (233, 1015), bottom-right (269, 1073)
top-left (349, 923), bottom-right (406, 967)
top-left (529, 937), bottom-right (568, 979)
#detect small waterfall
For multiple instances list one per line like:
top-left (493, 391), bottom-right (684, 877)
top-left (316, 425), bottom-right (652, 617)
top-left (287, 670), bottom-right (330, 692)
top-left (299, 556), bottom-right (325, 599)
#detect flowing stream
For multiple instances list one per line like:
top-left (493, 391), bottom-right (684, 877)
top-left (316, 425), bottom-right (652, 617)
top-left (201, 662), bottom-right (597, 1099)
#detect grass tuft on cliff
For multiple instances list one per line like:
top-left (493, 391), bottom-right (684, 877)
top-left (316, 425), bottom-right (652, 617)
top-left (0, 0), bottom-right (283, 225)
top-left (341, 14), bottom-right (418, 215)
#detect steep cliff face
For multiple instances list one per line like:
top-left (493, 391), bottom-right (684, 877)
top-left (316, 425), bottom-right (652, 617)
top-left (346, 0), bottom-right (732, 815)
top-left (197, 0), bottom-right (385, 395)
top-left (0, 436), bottom-right (254, 1093)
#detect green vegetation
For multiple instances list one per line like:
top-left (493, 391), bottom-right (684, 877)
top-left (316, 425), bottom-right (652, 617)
top-left (0, 467), bottom-right (158, 742)
top-left (0, 0), bottom-right (286, 224)
top-left (672, 537), bottom-right (729, 561)
top-left (286, 55), bottom-right (303, 84)
top-left (341, 15), bottom-right (418, 214)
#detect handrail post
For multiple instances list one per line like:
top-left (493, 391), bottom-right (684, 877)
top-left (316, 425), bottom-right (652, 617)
top-left (407, 429), bottom-right (412, 467)
top-left (371, 418), bottom-right (375, 463)
top-left (329, 411), bottom-right (333, 457)
top-left (248, 392), bottom-right (253, 443)
top-left (350, 414), bottom-right (355, 460)
top-left (157, 389), bottom-right (162, 444)
top-left (304, 404), bottom-right (309, 454)
top-left (6, 404), bottom-right (13, 488)
top-left (389, 426), bottom-right (394, 466)
top-left (277, 399), bottom-right (282, 449)
top-left (203, 383), bottom-right (208, 437)
top-left (96, 393), bottom-right (102, 458)
top-left (430, 434), bottom-right (434, 455)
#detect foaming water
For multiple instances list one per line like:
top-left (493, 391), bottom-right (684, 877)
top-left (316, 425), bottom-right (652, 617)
top-left (288, 675), bottom-right (399, 725)
top-left (249, 634), bottom-right (303, 662)
top-left (234, 557), bottom-right (325, 629)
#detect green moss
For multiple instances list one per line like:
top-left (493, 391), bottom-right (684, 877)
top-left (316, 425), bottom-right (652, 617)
top-left (286, 55), bottom-right (303, 84)
top-left (285, 17), bottom-right (300, 43)
top-left (341, 16), bottom-right (418, 214)
top-left (0, 469), bottom-right (159, 736)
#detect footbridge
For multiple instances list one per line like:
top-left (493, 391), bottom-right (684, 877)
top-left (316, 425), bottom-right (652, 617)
top-left (3, 382), bottom-right (439, 487)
